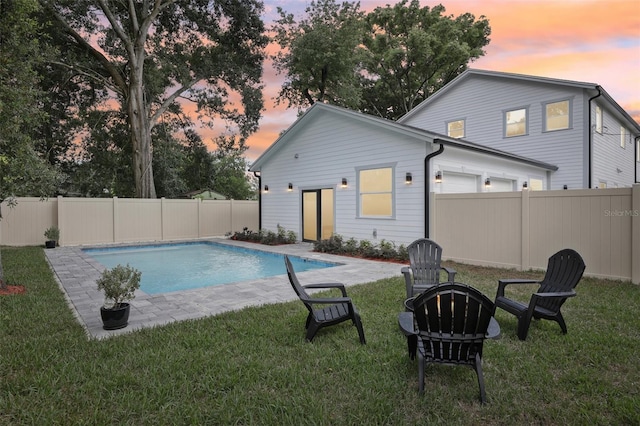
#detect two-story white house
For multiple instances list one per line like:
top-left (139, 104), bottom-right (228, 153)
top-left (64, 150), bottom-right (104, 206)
top-left (400, 69), bottom-right (640, 190)
top-left (249, 70), bottom-right (639, 245)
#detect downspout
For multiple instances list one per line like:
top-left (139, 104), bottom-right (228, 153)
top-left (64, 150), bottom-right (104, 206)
top-left (635, 136), bottom-right (640, 183)
top-left (424, 142), bottom-right (445, 238)
top-left (253, 171), bottom-right (262, 230)
top-left (588, 87), bottom-right (602, 188)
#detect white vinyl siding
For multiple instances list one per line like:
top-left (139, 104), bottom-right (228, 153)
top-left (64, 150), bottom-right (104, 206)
top-left (544, 99), bottom-right (570, 131)
top-left (505, 107), bottom-right (528, 137)
top-left (620, 126), bottom-right (626, 148)
top-left (401, 75), bottom-right (587, 189)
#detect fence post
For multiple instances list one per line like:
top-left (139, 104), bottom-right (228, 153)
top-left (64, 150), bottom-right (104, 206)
top-left (632, 184), bottom-right (640, 285)
top-left (161, 197), bottom-right (166, 241)
top-left (112, 197), bottom-right (119, 243)
top-left (57, 195), bottom-right (63, 247)
top-left (521, 188), bottom-right (530, 271)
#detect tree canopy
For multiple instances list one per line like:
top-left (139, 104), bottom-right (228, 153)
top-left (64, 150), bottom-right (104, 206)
top-left (39, 0), bottom-right (268, 198)
top-left (271, 0), bottom-right (491, 120)
top-left (0, 0), bottom-right (62, 286)
top-left (271, 0), bottom-right (366, 110)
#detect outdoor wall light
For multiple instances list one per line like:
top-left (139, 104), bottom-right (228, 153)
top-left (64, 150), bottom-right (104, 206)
top-left (264, 185), bottom-right (269, 193)
top-left (341, 178), bottom-right (348, 188)
top-left (405, 172), bottom-right (412, 184)
top-left (563, 185), bottom-right (568, 190)
top-left (485, 178), bottom-right (491, 187)
top-left (288, 183), bottom-right (293, 191)
top-left (435, 171), bottom-right (442, 183)
top-left (522, 181), bottom-right (528, 189)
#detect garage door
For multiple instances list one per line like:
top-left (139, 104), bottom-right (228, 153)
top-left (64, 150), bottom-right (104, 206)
top-left (488, 177), bottom-right (515, 192)
top-left (442, 172), bottom-right (478, 193)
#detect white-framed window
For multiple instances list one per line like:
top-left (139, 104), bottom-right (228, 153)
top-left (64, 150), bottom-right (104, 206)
top-left (637, 139), bottom-right (640, 163)
top-left (447, 119), bottom-right (465, 138)
top-left (620, 126), bottom-right (626, 148)
top-left (358, 166), bottom-right (394, 218)
top-left (544, 99), bottom-right (570, 131)
top-left (505, 107), bottom-right (527, 137)
top-left (595, 105), bottom-right (603, 134)
top-left (529, 178), bottom-right (544, 191)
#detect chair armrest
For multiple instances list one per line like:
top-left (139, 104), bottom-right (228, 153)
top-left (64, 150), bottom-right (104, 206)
top-left (304, 282), bottom-right (347, 296)
top-left (496, 278), bottom-right (541, 298)
top-left (398, 312), bottom-right (416, 336)
top-left (442, 266), bottom-right (456, 283)
top-left (486, 317), bottom-right (501, 339)
top-left (303, 296), bottom-right (353, 305)
top-left (532, 290), bottom-right (576, 299)
top-left (401, 266), bottom-right (413, 298)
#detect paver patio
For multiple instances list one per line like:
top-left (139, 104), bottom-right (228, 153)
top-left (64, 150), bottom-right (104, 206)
top-left (44, 238), bottom-right (401, 339)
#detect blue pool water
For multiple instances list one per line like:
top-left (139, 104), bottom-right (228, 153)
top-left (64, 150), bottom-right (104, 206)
top-left (83, 242), bottom-right (336, 294)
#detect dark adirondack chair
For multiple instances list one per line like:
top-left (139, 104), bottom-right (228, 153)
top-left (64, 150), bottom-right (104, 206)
top-left (399, 282), bottom-right (498, 403)
top-left (284, 256), bottom-right (366, 344)
top-left (402, 238), bottom-right (456, 298)
top-left (493, 248), bottom-right (585, 340)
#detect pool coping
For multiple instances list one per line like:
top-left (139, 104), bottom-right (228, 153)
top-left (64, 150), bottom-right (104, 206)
top-left (44, 238), bottom-right (403, 339)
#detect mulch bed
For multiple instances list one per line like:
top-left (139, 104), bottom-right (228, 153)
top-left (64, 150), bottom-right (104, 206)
top-left (0, 284), bottom-right (26, 296)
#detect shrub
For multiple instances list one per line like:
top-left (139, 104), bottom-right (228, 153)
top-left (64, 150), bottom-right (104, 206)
top-left (313, 236), bottom-right (409, 262)
top-left (229, 226), bottom-right (297, 245)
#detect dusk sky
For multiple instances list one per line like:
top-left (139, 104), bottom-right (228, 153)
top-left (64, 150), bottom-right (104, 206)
top-left (220, 0), bottom-right (640, 161)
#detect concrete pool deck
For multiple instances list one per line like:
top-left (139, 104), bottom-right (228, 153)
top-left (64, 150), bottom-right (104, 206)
top-left (44, 238), bottom-right (402, 339)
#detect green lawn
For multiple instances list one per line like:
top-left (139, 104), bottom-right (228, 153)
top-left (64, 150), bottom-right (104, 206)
top-left (1, 246), bottom-right (638, 425)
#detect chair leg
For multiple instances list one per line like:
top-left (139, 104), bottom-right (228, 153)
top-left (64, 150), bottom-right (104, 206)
top-left (474, 352), bottom-right (487, 404)
top-left (353, 312), bottom-right (366, 345)
top-left (418, 352), bottom-right (425, 394)
top-left (555, 311), bottom-right (568, 334)
top-left (517, 306), bottom-right (536, 341)
top-left (305, 321), bottom-right (321, 342)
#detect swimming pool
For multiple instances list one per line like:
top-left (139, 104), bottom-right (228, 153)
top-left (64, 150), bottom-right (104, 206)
top-left (83, 242), bottom-right (336, 294)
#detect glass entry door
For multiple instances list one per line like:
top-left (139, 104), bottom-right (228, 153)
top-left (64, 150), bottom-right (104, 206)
top-left (302, 189), bottom-right (334, 242)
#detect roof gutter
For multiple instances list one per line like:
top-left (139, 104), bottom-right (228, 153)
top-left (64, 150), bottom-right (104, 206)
top-left (424, 142), bottom-right (445, 238)
top-left (588, 86), bottom-right (603, 188)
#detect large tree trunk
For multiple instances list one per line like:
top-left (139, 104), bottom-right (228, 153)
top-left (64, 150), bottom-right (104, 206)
top-left (128, 59), bottom-right (156, 199)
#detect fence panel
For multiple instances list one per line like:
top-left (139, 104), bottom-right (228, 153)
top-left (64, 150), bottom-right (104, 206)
top-left (433, 192), bottom-right (523, 269)
top-left (433, 186), bottom-right (637, 283)
top-left (0, 196), bottom-right (258, 247)
top-left (0, 198), bottom-right (58, 246)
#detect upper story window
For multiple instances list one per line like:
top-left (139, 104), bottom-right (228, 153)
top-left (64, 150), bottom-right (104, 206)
top-left (637, 140), bottom-right (640, 163)
top-left (595, 105), bottom-right (603, 134)
top-left (545, 100), bottom-right (570, 131)
top-left (620, 126), bottom-right (627, 148)
top-left (505, 107), bottom-right (527, 137)
top-left (447, 119), bottom-right (465, 138)
top-left (358, 167), bottom-right (393, 218)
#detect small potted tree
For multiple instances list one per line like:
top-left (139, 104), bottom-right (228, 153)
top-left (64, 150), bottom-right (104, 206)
top-left (96, 264), bottom-right (141, 330)
top-left (44, 226), bottom-right (60, 248)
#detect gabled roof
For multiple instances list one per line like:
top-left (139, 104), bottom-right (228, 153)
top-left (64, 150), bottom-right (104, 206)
top-left (399, 69), bottom-right (640, 133)
top-left (249, 102), bottom-right (557, 172)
